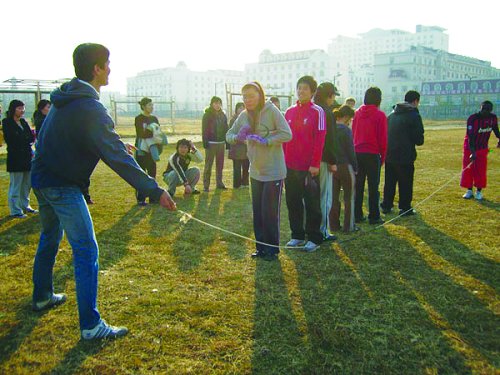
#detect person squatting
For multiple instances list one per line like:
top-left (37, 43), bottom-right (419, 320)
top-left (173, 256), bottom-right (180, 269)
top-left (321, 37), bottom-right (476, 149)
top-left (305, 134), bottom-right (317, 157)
top-left (2, 43), bottom-right (499, 339)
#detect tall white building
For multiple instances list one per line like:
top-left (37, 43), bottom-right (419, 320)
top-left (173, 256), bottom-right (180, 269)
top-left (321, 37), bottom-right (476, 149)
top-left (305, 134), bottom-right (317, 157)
top-left (244, 49), bottom-right (331, 97)
top-left (373, 46), bottom-right (500, 112)
top-left (328, 25), bottom-right (449, 102)
top-left (127, 62), bottom-right (245, 113)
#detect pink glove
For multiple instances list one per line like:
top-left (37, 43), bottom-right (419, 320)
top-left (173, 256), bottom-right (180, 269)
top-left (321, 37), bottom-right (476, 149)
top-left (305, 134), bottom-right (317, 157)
top-left (236, 125), bottom-right (251, 142)
top-left (247, 134), bottom-right (268, 145)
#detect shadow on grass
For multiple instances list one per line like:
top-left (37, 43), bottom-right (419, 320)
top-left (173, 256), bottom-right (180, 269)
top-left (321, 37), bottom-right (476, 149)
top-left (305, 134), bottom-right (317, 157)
top-left (476, 198), bottom-right (500, 212)
top-left (171, 190), bottom-right (222, 272)
top-left (220, 188), bottom-right (253, 260)
top-left (394, 216), bottom-right (499, 292)
top-left (0, 205), bottom-right (147, 368)
top-left (0, 215), bottom-right (38, 256)
top-left (251, 258), bottom-right (306, 374)
top-left (334, 225), bottom-right (498, 372)
top-left (48, 339), bottom-right (109, 375)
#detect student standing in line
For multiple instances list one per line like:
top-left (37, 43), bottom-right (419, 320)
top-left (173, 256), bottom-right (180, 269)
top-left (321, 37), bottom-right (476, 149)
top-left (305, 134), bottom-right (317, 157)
top-left (330, 105), bottom-right (358, 233)
top-left (380, 90), bottom-right (424, 216)
top-left (134, 97), bottom-right (160, 205)
top-left (352, 87), bottom-right (387, 225)
top-left (202, 96), bottom-right (228, 191)
top-left (313, 82), bottom-right (338, 241)
top-left (283, 76), bottom-right (327, 252)
top-left (460, 100), bottom-right (499, 200)
top-left (3, 100), bottom-right (37, 218)
top-left (33, 99), bottom-right (51, 136)
top-left (228, 102), bottom-right (250, 188)
top-left (226, 82), bottom-right (292, 261)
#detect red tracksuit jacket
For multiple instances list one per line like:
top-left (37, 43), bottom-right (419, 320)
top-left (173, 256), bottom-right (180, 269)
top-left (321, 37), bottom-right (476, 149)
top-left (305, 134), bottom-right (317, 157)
top-left (283, 101), bottom-right (326, 171)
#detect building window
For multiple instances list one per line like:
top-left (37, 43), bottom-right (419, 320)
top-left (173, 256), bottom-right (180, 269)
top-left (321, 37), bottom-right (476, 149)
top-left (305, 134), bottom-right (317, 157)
top-left (434, 83), bottom-right (441, 92)
top-left (483, 81), bottom-right (492, 92)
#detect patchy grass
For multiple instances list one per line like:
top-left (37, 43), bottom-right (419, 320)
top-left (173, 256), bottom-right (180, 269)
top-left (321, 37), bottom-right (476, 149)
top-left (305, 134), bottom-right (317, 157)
top-left (0, 129), bottom-right (498, 374)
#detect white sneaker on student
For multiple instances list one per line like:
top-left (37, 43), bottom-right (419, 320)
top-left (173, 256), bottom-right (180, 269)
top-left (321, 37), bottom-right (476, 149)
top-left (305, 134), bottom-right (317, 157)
top-left (475, 191), bottom-right (483, 200)
top-left (81, 320), bottom-right (128, 340)
top-left (286, 239), bottom-right (306, 247)
top-left (462, 190), bottom-right (473, 199)
top-left (304, 241), bottom-right (320, 253)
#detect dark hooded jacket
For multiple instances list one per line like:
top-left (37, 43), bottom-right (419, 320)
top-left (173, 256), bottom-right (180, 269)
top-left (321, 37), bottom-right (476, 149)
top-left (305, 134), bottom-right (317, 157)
top-left (2, 117), bottom-right (35, 172)
top-left (31, 78), bottom-right (163, 200)
top-left (201, 107), bottom-right (228, 149)
top-left (386, 103), bottom-right (424, 164)
top-left (33, 111), bottom-right (47, 135)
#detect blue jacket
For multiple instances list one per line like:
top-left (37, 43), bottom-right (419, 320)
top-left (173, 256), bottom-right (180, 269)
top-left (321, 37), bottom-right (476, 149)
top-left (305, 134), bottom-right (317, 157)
top-left (31, 78), bottom-right (164, 201)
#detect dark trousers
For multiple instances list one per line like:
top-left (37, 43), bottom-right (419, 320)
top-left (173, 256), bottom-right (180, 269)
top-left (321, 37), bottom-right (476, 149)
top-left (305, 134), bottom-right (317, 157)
top-left (330, 163), bottom-right (356, 232)
top-left (136, 153), bottom-right (157, 203)
top-left (382, 162), bottom-right (415, 211)
top-left (232, 159), bottom-right (250, 188)
top-left (251, 178), bottom-right (283, 256)
top-left (285, 169), bottom-right (323, 245)
top-left (203, 143), bottom-right (225, 189)
top-left (354, 153), bottom-right (381, 221)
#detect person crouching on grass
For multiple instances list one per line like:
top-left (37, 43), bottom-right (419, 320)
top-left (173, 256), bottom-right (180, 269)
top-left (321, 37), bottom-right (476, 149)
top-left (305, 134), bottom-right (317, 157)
top-left (460, 100), bottom-right (499, 200)
top-left (330, 105), bottom-right (359, 233)
top-left (163, 138), bottom-right (203, 197)
top-left (226, 81), bottom-right (292, 261)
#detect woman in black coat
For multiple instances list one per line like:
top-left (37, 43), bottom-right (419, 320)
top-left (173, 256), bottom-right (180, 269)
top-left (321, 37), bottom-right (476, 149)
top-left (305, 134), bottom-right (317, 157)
top-left (33, 99), bottom-right (51, 135)
top-left (2, 100), bottom-right (36, 218)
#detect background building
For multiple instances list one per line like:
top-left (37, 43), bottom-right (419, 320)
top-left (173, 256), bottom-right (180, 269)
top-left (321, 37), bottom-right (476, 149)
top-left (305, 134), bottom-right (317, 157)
top-left (374, 46), bottom-right (500, 112)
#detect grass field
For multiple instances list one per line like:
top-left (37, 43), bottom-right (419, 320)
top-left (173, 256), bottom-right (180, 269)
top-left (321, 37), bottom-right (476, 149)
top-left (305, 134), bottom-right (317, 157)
top-left (0, 128), bottom-right (498, 374)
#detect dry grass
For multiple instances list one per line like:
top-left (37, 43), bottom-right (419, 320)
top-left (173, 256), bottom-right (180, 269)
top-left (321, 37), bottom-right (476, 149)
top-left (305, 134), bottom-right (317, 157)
top-left (0, 128), bottom-right (498, 374)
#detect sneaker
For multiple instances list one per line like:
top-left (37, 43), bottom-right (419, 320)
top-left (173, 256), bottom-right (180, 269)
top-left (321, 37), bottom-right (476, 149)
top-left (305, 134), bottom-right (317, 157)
top-left (369, 218), bottom-right (385, 225)
top-left (399, 208), bottom-right (417, 216)
top-left (33, 293), bottom-right (67, 311)
top-left (85, 199), bottom-right (95, 205)
top-left (25, 207), bottom-right (38, 214)
top-left (475, 191), bottom-right (483, 200)
top-left (216, 185), bottom-right (228, 190)
top-left (137, 201), bottom-right (148, 207)
top-left (286, 239), bottom-right (306, 247)
top-left (462, 190), bottom-right (473, 199)
top-left (304, 241), bottom-right (320, 252)
top-left (191, 189), bottom-right (201, 195)
top-left (323, 234), bottom-right (337, 242)
top-left (203, 188), bottom-right (210, 193)
top-left (81, 320), bottom-right (128, 340)
top-left (11, 213), bottom-right (28, 219)
top-left (380, 203), bottom-right (392, 214)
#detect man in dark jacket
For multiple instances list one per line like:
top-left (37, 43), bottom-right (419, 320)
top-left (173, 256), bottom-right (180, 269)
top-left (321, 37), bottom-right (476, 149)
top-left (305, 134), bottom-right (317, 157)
top-left (380, 90), bottom-right (424, 216)
top-left (31, 43), bottom-right (176, 340)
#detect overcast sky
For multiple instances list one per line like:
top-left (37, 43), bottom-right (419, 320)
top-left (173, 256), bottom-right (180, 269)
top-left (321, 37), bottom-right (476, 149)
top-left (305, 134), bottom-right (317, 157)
top-left (1, 0), bottom-right (498, 93)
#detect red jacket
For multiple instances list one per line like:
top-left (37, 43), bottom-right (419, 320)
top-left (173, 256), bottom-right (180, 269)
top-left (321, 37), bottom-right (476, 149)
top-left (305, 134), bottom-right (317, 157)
top-left (352, 104), bottom-right (388, 164)
top-left (283, 101), bottom-right (326, 170)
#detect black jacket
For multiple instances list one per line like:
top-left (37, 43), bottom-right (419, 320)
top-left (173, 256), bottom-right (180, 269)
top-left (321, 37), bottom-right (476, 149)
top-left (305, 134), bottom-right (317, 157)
top-left (201, 108), bottom-right (228, 149)
top-left (2, 117), bottom-right (34, 172)
top-left (334, 123), bottom-right (357, 172)
top-left (317, 103), bottom-right (337, 165)
top-left (33, 111), bottom-right (47, 135)
top-left (386, 103), bottom-right (424, 164)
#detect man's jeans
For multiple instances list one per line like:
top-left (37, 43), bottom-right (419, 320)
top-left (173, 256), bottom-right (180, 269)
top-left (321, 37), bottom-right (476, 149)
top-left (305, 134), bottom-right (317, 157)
top-left (163, 167), bottom-right (200, 194)
top-left (33, 187), bottom-right (101, 330)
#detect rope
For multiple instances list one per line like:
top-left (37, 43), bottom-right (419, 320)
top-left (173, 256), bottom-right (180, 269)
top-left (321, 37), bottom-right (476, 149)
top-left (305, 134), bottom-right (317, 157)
top-left (176, 162), bottom-right (473, 249)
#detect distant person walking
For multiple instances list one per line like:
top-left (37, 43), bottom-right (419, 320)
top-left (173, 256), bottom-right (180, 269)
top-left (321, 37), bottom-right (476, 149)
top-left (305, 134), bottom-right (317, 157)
top-left (460, 100), bottom-right (499, 200)
top-left (284, 76), bottom-right (327, 252)
top-left (380, 90), bottom-right (424, 216)
top-left (134, 97), bottom-right (160, 205)
top-left (2, 99), bottom-right (36, 218)
top-left (352, 87), bottom-right (387, 225)
top-left (330, 105), bottom-right (358, 233)
top-left (344, 97), bottom-right (356, 109)
top-left (228, 102), bottom-right (250, 188)
top-left (31, 43), bottom-right (176, 340)
top-left (202, 96), bottom-right (228, 191)
top-left (226, 82), bottom-right (292, 260)
top-left (33, 99), bottom-right (51, 136)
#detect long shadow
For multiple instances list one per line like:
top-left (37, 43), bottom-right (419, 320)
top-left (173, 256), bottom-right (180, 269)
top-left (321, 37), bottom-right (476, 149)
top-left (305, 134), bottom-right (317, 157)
top-left (477, 198), bottom-right (500, 212)
top-left (0, 215), bottom-right (38, 255)
top-left (394, 216), bottom-right (499, 292)
top-left (0, 205), bottom-right (147, 368)
top-left (251, 258), bottom-right (306, 374)
top-left (339, 226), bottom-right (498, 371)
top-left (170, 190), bottom-right (222, 272)
top-left (220, 188), bottom-right (254, 260)
top-left (48, 340), bottom-right (109, 375)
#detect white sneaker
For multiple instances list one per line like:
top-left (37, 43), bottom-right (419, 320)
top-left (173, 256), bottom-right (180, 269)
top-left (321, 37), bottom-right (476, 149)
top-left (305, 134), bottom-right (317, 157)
top-left (286, 239), bottom-right (306, 247)
top-left (304, 241), bottom-right (320, 252)
top-left (462, 190), bottom-right (473, 199)
top-left (81, 320), bottom-right (128, 340)
top-left (475, 191), bottom-right (483, 200)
